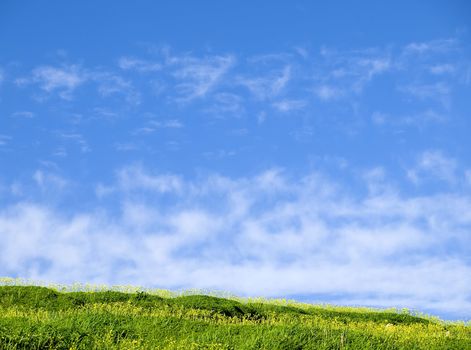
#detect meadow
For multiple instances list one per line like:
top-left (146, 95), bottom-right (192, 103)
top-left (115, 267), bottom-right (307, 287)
top-left (0, 279), bottom-right (469, 349)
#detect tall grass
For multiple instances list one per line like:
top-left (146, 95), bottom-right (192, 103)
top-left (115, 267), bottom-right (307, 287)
top-left (0, 278), bottom-right (469, 349)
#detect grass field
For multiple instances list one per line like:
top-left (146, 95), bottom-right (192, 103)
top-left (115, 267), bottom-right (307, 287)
top-left (0, 280), bottom-right (469, 349)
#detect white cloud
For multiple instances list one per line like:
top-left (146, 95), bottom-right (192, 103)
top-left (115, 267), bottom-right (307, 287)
top-left (160, 119), bottom-right (183, 128)
top-left (168, 209), bottom-right (221, 240)
top-left (10, 111), bottom-right (34, 118)
top-left (30, 65), bottom-right (87, 99)
top-left (12, 41), bottom-right (465, 125)
top-left (271, 66), bottom-right (291, 93)
top-left (95, 183), bottom-right (114, 198)
top-left (465, 65), bottom-right (471, 85)
top-left (430, 63), bottom-right (455, 75)
top-left (290, 126), bottom-right (314, 142)
top-left (57, 133), bottom-right (91, 153)
top-left (399, 82), bottom-right (450, 100)
top-left (238, 65), bottom-right (291, 100)
top-left (403, 39), bottom-right (457, 55)
top-left (253, 168), bottom-right (286, 191)
top-left (315, 85), bottom-right (342, 100)
top-left (133, 119), bottom-right (183, 135)
top-left (0, 167), bottom-right (470, 318)
top-left (402, 109), bottom-right (447, 125)
top-left (0, 135), bottom-right (11, 146)
top-left (372, 110), bottom-right (446, 128)
top-left (465, 170), bottom-right (471, 186)
top-left (272, 99), bottom-right (306, 112)
top-left (348, 56), bottom-right (391, 92)
top-left (362, 167), bottom-right (390, 194)
top-left (92, 72), bottom-right (141, 105)
top-left (257, 111), bottom-right (267, 124)
top-left (117, 165), bottom-right (183, 193)
top-left (358, 57), bottom-right (391, 79)
top-left (407, 150), bottom-right (457, 184)
top-left (33, 170), bottom-right (68, 192)
top-left (171, 54), bottom-right (235, 100)
top-left (202, 149), bottom-right (237, 160)
top-left (371, 111), bottom-right (387, 125)
top-left (114, 142), bottom-right (139, 152)
top-left (231, 128), bottom-right (248, 136)
top-left (118, 57), bottom-right (162, 72)
top-left (247, 53), bottom-right (293, 64)
top-left (313, 48), bottom-right (391, 98)
top-left (21, 64), bottom-right (140, 104)
top-left (205, 92), bottom-right (244, 116)
top-left (294, 47), bottom-right (309, 59)
top-left (89, 108), bottom-right (118, 122)
top-left (52, 147), bottom-right (68, 158)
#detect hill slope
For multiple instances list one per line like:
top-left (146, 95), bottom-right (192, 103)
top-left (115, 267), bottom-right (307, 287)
top-left (0, 286), bottom-right (469, 349)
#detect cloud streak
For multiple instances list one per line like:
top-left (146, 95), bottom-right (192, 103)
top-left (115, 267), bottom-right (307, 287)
top-left (118, 57), bottom-right (162, 72)
top-left (237, 65), bottom-right (291, 100)
top-left (170, 54), bottom-right (235, 101)
top-left (12, 39), bottom-right (469, 130)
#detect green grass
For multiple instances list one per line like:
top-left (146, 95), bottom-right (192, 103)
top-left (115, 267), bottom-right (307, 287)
top-left (0, 281), bottom-right (469, 349)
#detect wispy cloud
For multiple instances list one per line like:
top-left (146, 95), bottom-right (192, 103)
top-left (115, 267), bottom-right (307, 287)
top-left (22, 65), bottom-right (88, 100)
top-left (205, 92), bottom-right (244, 116)
top-left (157, 119), bottom-right (183, 128)
top-left (398, 82), bottom-right (451, 108)
top-left (10, 111), bottom-right (34, 119)
top-left (314, 48), bottom-right (391, 97)
top-left (117, 165), bottom-right (183, 193)
top-left (170, 54), bottom-right (235, 101)
top-left (118, 57), bottom-right (162, 72)
top-left (429, 63), bottom-right (455, 75)
top-left (92, 72), bottom-right (141, 105)
top-left (91, 107), bottom-right (119, 121)
top-left (12, 40), bottom-right (468, 132)
top-left (114, 142), bottom-right (139, 152)
top-left (0, 135), bottom-right (12, 146)
top-left (17, 63), bottom-right (141, 104)
top-left (402, 38), bottom-right (458, 56)
top-left (407, 150), bottom-right (457, 185)
top-left (133, 119), bottom-right (183, 134)
top-left (399, 82), bottom-right (450, 100)
top-left (372, 109), bottom-right (447, 128)
top-left (272, 99), bottom-right (306, 112)
top-left (57, 132), bottom-right (91, 153)
top-left (32, 170), bottom-right (68, 192)
top-left (465, 170), bottom-right (471, 186)
top-left (237, 65), bottom-right (291, 100)
top-left (202, 149), bottom-right (237, 160)
top-left (314, 85), bottom-right (343, 101)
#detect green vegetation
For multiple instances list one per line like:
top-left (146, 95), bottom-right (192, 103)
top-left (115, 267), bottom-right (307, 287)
top-left (0, 282), bottom-right (469, 349)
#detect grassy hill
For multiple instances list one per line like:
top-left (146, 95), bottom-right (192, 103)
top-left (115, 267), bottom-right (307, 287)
top-left (0, 284), bottom-right (469, 349)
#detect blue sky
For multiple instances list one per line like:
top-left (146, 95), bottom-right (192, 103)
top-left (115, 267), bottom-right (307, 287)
top-left (1, 0), bottom-right (470, 320)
